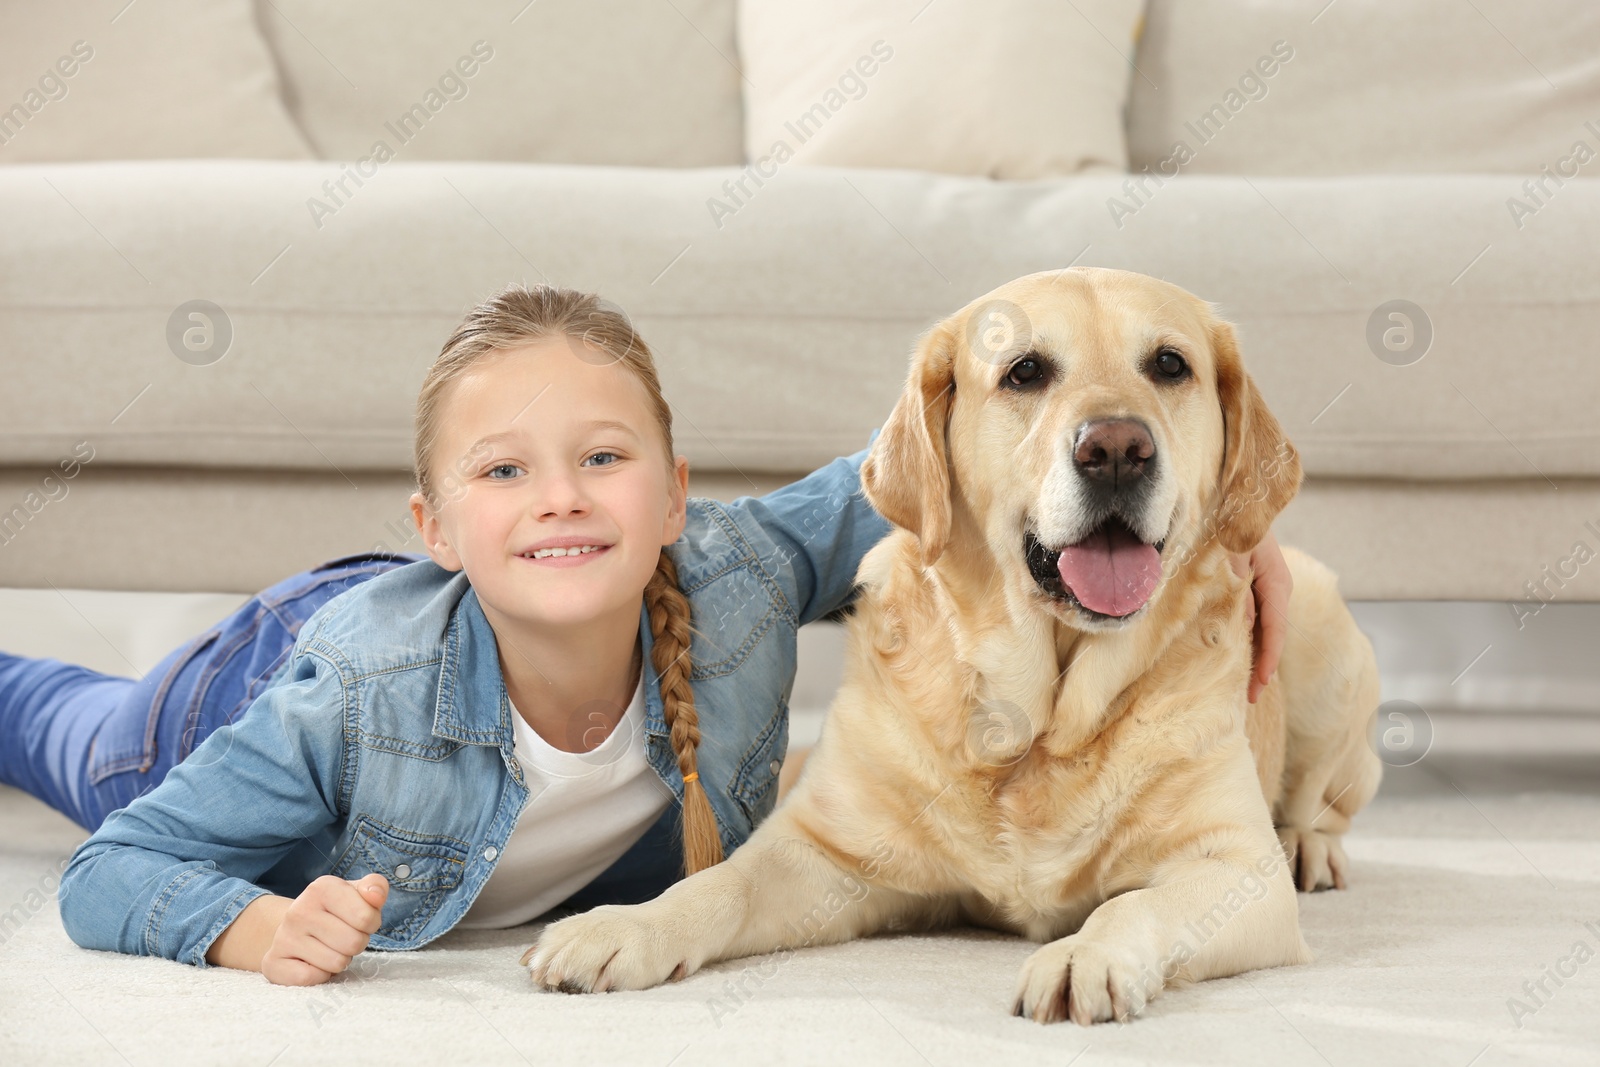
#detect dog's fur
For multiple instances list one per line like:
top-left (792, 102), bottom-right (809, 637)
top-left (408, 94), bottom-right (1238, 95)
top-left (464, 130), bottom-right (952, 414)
top-left (522, 269), bottom-right (1382, 1024)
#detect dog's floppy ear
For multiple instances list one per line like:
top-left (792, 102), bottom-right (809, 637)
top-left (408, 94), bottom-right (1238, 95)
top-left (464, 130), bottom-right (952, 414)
top-left (1210, 318), bottom-right (1303, 554)
top-left (861, 322), bottom-right (956, 567)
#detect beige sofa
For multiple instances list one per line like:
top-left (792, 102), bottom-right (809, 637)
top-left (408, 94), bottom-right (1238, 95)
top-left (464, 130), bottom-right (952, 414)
top-left (2, 0), bottom-right (1597, 603)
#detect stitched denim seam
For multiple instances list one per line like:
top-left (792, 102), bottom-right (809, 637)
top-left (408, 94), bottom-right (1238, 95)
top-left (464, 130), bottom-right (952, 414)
top-left (181, 609), bottom-right (274, 762)
top-left (226, 641), bottom-right (297, 723)
top-left (707, 502), bottom-right (798, 624)
top-left (341, 665), bottom-right (359, 818)
top-left (345, 658), bottom-right (453, 761)
top-left (434, 606), bottom-right (488, 744)
top-left (145, 865), bottom-right (206, 959)
top-left (675, 500), bottom-right (756, 593)
top-left (373, 889), bottom-right (446, 943)
top-left (86, 629), bottom-right (219, 782)
top-left (301, 638), bottom-right (356, 668)
top-left (190, 884), bottom-right (271, 968)
top-left (729, 698), bottom-right (786, 816)
top-left (349, 837), bottom-right (465, 892)
top-left (676, 502), bottom-right (793, 678)
top-left (687, 601), bottom-right (779, 680)
top-left (296, 640), bottom-right (359, 817)
top-left (676, 548), bottom-right (754, 594)
top-left (347, 658), bottom-right (445, 683)
top-left (356, 814), bottom-right (472, 855)
top-left (355, 733), bottom-right (462, 760)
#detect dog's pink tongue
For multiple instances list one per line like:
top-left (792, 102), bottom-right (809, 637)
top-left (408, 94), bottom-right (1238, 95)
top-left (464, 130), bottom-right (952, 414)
top-left (1056, 522), bottom-right (1161, 617)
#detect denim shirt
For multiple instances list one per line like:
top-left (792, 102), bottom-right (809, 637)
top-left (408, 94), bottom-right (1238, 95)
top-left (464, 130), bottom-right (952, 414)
top-left (58, 434), bottom-right (890, 967)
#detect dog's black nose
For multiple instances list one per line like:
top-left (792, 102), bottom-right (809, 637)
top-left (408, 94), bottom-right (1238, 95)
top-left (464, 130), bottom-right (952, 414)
top-left (1073, 418), bottom-right (1155, 488)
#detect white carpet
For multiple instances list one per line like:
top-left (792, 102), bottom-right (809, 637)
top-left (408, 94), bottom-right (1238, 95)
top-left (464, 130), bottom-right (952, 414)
top-left (2, 754), bottom-right (1598, 1066)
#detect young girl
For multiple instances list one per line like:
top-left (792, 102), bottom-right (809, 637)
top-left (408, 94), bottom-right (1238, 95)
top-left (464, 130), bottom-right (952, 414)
top-left (0, 284), bottom-right (1289, 988)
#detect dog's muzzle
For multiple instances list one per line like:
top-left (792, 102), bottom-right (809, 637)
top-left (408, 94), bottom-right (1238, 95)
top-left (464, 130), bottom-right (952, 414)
top-left (1027, 418), bottom-right (1167, 620)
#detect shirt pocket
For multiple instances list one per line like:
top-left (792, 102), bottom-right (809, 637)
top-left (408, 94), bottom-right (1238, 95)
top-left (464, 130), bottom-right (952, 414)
top-left (684, 563), bottom-right (781, 679)
top-left (331, 815), bottom-right (470, 940)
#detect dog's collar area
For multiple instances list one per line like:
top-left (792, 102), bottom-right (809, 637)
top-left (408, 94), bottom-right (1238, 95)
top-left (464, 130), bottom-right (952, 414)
top-left (1023, 519), bottom-right (1166, 623)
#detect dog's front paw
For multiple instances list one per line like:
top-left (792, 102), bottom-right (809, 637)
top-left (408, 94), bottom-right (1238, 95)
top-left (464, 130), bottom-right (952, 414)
top-left (519, 904), bottom-right (692, 994)
top-left (1012, 936), bottom-right (1159, 1025)
top-left (1277, 825), bottom-right (1348, 892)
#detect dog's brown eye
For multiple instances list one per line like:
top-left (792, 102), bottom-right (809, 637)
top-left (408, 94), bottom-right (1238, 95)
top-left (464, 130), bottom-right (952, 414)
top-left (1006, 357), bottom-right (1045, 388)
top-left (1152, 348), bottom-right (1189, 381)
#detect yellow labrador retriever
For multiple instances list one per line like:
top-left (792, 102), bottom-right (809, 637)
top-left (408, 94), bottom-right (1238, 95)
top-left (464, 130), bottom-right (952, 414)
top-left (523, 268), bottom-right (1382, 1024)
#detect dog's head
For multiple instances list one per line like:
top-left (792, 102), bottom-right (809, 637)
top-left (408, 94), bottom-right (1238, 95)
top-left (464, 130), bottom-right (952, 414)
top-left (861, 268), bottom-right (1302, 632)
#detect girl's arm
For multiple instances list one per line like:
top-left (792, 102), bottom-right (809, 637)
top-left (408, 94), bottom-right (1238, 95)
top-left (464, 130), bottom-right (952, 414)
top-left (726, 429), bottom-right (892, 626)
top-left (58, 649), bottom-right (348, 968)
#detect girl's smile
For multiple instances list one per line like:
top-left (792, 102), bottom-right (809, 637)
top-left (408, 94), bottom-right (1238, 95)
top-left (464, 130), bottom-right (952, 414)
top-left (517, 538), bottom-right (615, 567)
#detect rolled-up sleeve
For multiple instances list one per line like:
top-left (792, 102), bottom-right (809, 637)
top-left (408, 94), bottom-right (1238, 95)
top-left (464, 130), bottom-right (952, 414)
top-left (58, 648), bottom-right (348, 967)
top-left (726, 429), bottom-right (893, 626)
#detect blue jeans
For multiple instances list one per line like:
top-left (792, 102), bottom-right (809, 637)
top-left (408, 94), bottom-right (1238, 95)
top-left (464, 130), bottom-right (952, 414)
top-left (0, 551), bottom-right (428, 831)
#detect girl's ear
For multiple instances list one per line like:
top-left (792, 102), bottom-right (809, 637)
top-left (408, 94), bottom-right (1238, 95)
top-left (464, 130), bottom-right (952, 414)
top-left (662, 455), bottom-right (690, 545)
top-left (411, 491), bottom-right (464, 571)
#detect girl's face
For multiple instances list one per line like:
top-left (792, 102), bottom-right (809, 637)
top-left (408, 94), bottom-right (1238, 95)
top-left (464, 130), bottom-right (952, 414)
top-left (410, 338), bottom-right (689, 630)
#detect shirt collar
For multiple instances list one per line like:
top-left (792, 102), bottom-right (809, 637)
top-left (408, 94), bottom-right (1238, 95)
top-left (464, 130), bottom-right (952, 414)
top-left (431, 583), bottom-right (511, 747)
top-left (432, 584), bottom-right (670, 747)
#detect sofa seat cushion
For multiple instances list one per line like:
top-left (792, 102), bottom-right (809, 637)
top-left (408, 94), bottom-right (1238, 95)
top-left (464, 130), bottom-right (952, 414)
top-left (1, 161), bottom-right (1595, 480)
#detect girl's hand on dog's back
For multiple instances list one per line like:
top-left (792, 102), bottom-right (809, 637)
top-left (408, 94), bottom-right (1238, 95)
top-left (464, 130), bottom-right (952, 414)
top-left (1228, 528), bottom-right (1292, 704)
top-left (260, 873), bottom-right (389, 986)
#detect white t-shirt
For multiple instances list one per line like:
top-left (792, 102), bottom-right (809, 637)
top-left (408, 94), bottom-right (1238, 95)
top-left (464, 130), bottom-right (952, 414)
top-left (456, 673), bottom-right (674, 929)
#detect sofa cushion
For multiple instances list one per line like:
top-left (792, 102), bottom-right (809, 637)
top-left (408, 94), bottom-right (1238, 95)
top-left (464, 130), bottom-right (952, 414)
top-left (0, 0), bottom-right (313, 162)
top-left (1127, 0), bottom-right (1600, 176)
top-left (259, 0), bottom-right (742, 167)
top-left (736, 0), bottom-right (1143, 179)
top-left (2, 161), bottom-right (1597, 481)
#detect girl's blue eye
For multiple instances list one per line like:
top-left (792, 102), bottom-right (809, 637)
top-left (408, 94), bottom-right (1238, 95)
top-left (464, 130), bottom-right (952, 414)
top-left (584, 452), bottom-right (619, 467)
top-left (486, 464), bottom-right (520, 480)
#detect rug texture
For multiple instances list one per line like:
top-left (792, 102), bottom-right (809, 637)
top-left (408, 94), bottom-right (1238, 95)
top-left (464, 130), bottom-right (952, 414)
top-left (1, 756), bottom-right (1597, 1066)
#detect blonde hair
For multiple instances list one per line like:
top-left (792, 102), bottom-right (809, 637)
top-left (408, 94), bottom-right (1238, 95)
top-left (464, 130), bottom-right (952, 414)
top-left (413, 284), bottom-right (724, 877)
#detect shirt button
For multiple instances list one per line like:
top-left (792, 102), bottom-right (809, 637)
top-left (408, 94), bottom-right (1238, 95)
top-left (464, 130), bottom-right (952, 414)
top-left (769, 759), bottom-right (781, 776)
top-left (483, 846), bottom-right (499, 862)
top-left (394, 863), bottom-right (411, 880)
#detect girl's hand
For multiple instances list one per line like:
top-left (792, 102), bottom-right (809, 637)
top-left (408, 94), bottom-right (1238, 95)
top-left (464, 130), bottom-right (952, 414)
top-left (261, 873), bottom-right (389, 986)
top-left (1227, 528), bottom-right (1292, 704)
